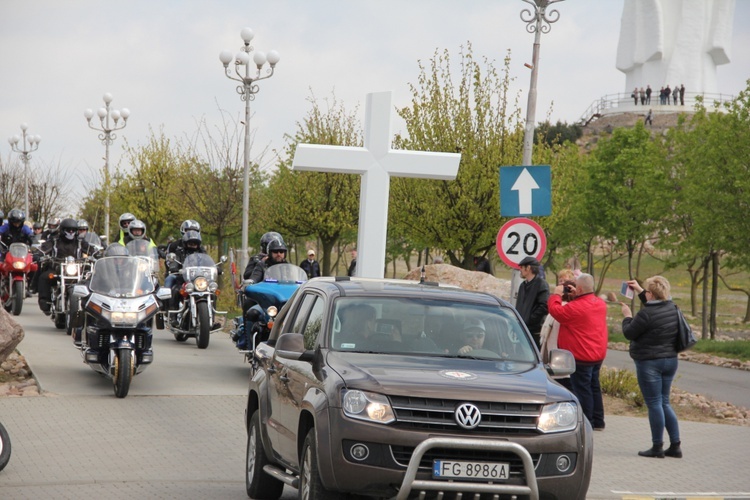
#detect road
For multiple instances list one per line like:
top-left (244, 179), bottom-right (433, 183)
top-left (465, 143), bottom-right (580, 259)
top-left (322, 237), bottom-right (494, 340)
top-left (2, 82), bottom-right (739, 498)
top-left (2, 302), bottom-right (749, 499)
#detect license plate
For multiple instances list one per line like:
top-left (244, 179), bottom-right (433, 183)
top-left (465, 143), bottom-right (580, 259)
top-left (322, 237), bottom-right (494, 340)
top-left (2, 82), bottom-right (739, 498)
top-left (432, 460), bottom-right (509, 480)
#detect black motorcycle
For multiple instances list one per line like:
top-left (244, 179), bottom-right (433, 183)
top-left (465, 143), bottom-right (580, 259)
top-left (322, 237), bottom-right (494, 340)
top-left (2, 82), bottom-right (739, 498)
top-left (72, 255), bottom-right (170, 398)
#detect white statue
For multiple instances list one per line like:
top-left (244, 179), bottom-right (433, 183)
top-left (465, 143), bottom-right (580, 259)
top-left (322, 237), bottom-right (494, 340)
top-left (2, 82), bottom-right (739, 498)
top-left (616, 0), bottom-right (735, 95)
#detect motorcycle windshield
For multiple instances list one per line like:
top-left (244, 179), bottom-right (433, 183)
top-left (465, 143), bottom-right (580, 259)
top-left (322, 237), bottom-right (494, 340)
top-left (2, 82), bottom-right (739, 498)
top-left (127, 240), bottom-right (159, 274)
top-left (263, 263), bottom-right (308, 284)
top-left (183, 253), bottom-right (216, 268)
top-left (89, 256), bottom-right (156, 297)
top-left (8, 243), bottom-right (29, 259)
top-left (83, 232), bottom-right (102, 247)
top-left (182, 253), bottom-right (217, 282)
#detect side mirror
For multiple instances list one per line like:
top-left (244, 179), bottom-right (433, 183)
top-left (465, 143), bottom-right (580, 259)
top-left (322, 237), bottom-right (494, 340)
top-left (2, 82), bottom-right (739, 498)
top-left (166, 252), bottom-right (177, 264)
top-left (220, 255), bottom-right (228, 264)
top-left (72, 284), bottom-right (89, 298)
top-left (547, 349), bottom-right (576, 377)
top-left (275, 333), bottom-right (314, 362)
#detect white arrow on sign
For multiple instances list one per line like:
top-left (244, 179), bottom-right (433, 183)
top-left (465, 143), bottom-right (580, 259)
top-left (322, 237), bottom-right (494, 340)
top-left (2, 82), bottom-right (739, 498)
top-left (511, 168), bottom-right (540, 215)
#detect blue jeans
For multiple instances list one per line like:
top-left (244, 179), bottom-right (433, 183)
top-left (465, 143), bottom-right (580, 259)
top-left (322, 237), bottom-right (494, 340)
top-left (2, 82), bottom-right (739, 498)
top-left (634, 357), bottom-right (680, 445)
top-left (562, 362), bottom-right (605, 428)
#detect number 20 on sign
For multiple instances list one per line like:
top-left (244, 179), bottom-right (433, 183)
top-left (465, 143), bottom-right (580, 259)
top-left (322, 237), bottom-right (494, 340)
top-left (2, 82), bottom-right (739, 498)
top-left (496, 217), bottom-right (547, 270)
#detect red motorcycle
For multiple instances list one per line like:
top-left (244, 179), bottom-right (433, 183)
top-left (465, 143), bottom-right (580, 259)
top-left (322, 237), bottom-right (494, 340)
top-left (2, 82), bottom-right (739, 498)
top-left (0, 242), bottom-right (37, 316)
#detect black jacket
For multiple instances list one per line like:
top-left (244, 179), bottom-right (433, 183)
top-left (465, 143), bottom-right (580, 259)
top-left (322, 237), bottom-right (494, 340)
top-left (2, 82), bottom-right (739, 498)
top-left (299, 259), bottom-right (320, 279)
top-left (622, 291), bottom-right (679, 360)
top-left (516, 275), bottom-right (549, 334)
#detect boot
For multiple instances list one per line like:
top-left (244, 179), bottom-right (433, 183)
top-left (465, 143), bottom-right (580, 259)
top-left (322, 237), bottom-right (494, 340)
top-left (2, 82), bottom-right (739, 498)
top-left (638, 443), bottom-right (665, 458)
top-left (665, 441), bottom-right (682, 458)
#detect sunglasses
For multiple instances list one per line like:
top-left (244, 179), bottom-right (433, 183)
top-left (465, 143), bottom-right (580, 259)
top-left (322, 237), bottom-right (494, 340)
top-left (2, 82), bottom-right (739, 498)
top-left (464, 331), bottom-right (485, 339)
top-left (271, 250), bottom-right (286, 254)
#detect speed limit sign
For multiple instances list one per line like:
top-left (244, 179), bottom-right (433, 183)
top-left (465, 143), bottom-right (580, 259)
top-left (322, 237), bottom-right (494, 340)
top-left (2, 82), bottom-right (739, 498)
top-left (496, 218), bottom-right (547, 269)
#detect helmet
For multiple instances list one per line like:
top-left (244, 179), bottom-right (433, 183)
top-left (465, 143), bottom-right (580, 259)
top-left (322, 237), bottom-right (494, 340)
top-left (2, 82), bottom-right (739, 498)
top-left (119, 212), bottom-right (136, 230)
top-left (33, 222), bottom-right (43, 230)
top-left (8, 209), bottom-right (25, 226)
top-left (267, 239), bottom-right (287, 255)
top-left (60, 218), bottom-right (79, 241)
top-left (183, 230), bottom-right (201, 249)
top-left (47, 217), bottom-right (61, 232)
top-left (128, 219), bottom-right (146, 240)
top-left (77, 219), bottom-right (89, 230)
top-left (260, 231), bottom-right (284, 254)
top-left (179, 219), bottom-right (201, 235)
top-left (104, 243), bottom-right (129, 257)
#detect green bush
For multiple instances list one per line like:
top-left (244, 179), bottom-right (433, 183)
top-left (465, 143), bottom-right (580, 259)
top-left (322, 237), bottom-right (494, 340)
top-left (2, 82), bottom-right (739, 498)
top-left (600, 366), bottom-right (644, 407)
top-left (691, 339), bottom-right (750, 361)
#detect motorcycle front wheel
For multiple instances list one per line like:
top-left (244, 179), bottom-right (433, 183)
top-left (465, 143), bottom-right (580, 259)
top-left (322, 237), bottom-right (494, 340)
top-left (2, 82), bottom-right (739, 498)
top-left (113, 349), bottom-right (134, 399)
top-left (0, 421), bottom-right (11, 471)
top-left (196, 301), bottom-right (210, 349)
top-left (11, 281), bottom-right (23, 316)
top-left (65, 296), bottom-right (79, 336)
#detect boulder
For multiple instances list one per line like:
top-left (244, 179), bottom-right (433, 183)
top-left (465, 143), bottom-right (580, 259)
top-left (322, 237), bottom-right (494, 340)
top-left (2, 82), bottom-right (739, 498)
top-left (403, 264), bottom-right (511, 301)
top-left (0, 307), bottom-right (25, 363)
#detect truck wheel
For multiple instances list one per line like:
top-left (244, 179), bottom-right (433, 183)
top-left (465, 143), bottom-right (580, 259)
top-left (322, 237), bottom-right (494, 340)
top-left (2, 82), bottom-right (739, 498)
top-left (245, 410), bottom-right (283, 499)
top-left (300, 428), bottom-right (342, 500)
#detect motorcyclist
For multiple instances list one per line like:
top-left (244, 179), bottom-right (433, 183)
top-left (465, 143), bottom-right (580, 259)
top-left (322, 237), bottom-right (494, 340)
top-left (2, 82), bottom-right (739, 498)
top-left (31, 222), bottom-right (44, 244)
top-left (117, 212), bottom-right (136, 245)
top-left (0, 209), bottom-right (34, 248)
top-left (165, 230), bottom-right (206, 321)
top-left (243, 231), bottom-right (284, 281)
top-left (41, 217), bottom-right (61, 241)
top-left (247, 238), bottom-right (288, 284)
top-left (37, 218), bottom-right (97, 315)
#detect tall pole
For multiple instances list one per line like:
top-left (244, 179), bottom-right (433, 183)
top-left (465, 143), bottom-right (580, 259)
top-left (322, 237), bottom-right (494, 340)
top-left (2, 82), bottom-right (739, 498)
top-left (520, 0), bottom-right (564, 166)
top-left (8, 123), bottom-right (41, 218)
top-left (84, 93), bottom-right (130, 243)
top-left (220, 28), bottom-right (280, 272)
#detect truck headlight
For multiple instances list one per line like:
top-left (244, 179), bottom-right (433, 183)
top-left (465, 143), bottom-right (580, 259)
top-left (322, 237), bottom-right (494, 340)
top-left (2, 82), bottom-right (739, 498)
top-left (537, 402), bottom-right (578, 433)
top-left (342, 390), bottom-right (395, 424)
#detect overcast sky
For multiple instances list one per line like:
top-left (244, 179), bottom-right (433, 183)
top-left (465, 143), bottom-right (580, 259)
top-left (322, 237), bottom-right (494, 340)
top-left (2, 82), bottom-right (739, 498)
top-left (2, 0), bottom-right (749, 216)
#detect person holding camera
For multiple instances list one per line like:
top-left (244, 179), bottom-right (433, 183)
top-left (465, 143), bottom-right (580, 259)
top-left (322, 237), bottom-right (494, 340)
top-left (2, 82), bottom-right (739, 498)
top-left (539, 269), bottom-right (577, 365)
top-left (547, 273), bottom-right (608, 431)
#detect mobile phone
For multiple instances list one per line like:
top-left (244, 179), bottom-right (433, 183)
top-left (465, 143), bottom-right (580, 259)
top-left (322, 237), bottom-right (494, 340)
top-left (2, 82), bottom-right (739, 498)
top-left (620, 281), bottom-right (634, 299)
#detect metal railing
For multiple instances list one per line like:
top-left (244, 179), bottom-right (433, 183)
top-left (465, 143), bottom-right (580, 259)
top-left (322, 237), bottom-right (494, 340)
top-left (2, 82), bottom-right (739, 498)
top-left (578, 91), bottom-right (735, 126)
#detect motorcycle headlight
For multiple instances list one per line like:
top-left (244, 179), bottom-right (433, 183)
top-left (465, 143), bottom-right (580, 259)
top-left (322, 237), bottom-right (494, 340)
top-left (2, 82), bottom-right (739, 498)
top-left (537, 402), bottom-right (578, 433)
top-left (110, 311), bottom-right (138, 324)
top-left (208, 281), bottom-right (218, 292)
top-left (342, 390), bottom-right (395, 424)
top-left (267, 306), bottom-right (278, 319)
top-left (13, 261), bottom-right (26, 270)
top-left (64, 263), bottom-right (78, 276)
top-left (194, 276), bottom-right (208, 292)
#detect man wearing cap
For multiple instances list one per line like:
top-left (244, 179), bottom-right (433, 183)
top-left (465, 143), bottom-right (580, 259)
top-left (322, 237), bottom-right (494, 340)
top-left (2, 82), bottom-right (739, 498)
top-left (300, 249), bottom-right (320, 279)
top-left (457, 318), bottom-right (487, 355)
top-left (515, 256), bottom-right (549, 348)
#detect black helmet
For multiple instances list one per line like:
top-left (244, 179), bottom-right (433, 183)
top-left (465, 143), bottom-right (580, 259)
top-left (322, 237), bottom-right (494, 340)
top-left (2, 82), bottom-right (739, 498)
top-left (119, 212), bottom-right (136, 230)
top-left (33, 221), bottom-right (43, 230)
top-left (77, 219), bottom-right (89, 230)
top-left (104, 243), bottom-right (129, 257)
top-left (183, 230), bottom-right (201, 249)
top-left (60, 218), bottom-right (79, 241)
top-left (179, 219), bottom-right (201, 235)
top-left (8, 209), bottom-right (25, 225)
top-left (260, 231), bottom-right (284, 254)
top-left (267, 238), bottom-right (287, 254)
top-left (128, 219), bottom-right (146, 240)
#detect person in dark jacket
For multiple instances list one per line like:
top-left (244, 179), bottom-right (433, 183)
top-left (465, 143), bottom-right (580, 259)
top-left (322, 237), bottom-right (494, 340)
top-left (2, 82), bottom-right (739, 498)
top-left (621, 276), bottom-right (682, 459)
top-left (473, 255), bottom-right (492, 274)
top-left (515, 256), bottom-right (549, 348)
top-left (299, 249), bottom-right (320, 279)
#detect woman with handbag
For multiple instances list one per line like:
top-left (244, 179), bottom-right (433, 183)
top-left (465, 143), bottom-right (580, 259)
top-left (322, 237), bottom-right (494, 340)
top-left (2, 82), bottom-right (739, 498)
top-left (620, 276), bottom-right (682, 459)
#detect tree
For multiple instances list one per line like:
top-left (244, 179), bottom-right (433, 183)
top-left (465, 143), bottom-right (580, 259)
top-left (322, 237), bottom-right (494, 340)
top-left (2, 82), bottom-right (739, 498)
top-left (391, 45), bottom-right (525, 269)
top-left (535, 120), bottom-right (583, 147)
top-left (263, 92), bottom-right (362, 275)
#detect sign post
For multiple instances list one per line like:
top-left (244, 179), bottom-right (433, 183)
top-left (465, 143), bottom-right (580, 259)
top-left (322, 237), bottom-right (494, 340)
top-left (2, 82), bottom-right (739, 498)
top-left (496, 218), bottom-right (547, 306)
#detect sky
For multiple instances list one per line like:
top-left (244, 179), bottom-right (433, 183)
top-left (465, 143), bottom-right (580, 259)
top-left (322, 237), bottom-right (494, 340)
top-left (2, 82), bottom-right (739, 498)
top-left (2, 0), bottom-right (749, 217)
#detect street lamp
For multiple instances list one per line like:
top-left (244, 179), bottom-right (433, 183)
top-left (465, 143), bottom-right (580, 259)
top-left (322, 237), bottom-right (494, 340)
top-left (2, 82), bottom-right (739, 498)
top-left (8, 123), bottom-right (41, 218)
top-left (219, 27), bottom-right (280, 271)
top-left (84, 93), bottom-right (130, 244)
top-left (520, 0), bottom-right (564, 166)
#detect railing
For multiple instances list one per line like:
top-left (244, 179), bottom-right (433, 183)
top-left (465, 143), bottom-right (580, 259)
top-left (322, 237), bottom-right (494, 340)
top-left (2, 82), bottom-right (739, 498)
top-left (578, 91), bottom-right (735, 126)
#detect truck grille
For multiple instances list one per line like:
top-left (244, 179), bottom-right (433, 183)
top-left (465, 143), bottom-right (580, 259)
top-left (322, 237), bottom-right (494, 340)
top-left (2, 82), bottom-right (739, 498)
top-left (389, 396), bottom-right (542, 435)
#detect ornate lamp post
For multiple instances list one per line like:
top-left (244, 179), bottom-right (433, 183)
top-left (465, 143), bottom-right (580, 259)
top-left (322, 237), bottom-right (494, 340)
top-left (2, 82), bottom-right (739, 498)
top-left (84, 93), bottom-right (130, 244)
top-left (219, 28), bottom-right (280, 271)
top-left (520, 0), bottom-right (564, 166)
top-left (8, 123), bottom-right (41, 218)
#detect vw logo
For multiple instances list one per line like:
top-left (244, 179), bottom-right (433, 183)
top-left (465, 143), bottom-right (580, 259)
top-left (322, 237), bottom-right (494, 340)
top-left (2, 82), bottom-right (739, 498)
top-left (455, 403), bottom-right (482, 429)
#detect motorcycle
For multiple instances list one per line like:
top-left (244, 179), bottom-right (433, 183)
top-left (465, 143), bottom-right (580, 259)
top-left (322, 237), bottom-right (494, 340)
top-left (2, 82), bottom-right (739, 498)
top-left (71, 255), bottom-right (171, 398)
top-left (164, 252), bottom-right (227, 349)
top-left (46, 255), bottom-right (85, 333)
top-left (0, 242), bottom-right (37, 316)
top-left (229, 263), bottom-right (307, 361)
top-left (0, 420), bottom-right (10, 472)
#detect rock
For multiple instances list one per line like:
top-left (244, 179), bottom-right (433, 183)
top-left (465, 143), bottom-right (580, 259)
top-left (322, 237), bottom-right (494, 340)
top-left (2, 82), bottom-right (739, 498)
top-left (0, 307), bottom-right (25, 363)
top-left (402, 264), bottom-right (511, 301)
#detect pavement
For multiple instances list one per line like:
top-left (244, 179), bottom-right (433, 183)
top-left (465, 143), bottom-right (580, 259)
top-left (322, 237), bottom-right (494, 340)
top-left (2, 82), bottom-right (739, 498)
top-left (1, 306), bottom-right (750, 499)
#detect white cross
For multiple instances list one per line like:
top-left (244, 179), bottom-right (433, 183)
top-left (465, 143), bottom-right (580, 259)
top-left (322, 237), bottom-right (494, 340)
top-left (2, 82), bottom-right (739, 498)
top-left (292, 91), bottom-right (461, 278)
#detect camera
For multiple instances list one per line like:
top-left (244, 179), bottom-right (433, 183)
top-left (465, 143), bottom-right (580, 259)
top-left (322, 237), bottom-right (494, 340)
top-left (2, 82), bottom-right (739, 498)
top-left (563, 285), bottom-right (572, 294)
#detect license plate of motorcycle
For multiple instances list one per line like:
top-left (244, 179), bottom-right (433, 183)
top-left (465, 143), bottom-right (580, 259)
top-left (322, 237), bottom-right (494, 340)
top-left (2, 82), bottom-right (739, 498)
top-left (432, 460), bottom-right (509, 480)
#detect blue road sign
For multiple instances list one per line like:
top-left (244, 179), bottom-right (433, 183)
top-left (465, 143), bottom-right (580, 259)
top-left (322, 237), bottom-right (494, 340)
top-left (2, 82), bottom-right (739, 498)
top-left (500, 165), bottom-right (551, 217)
